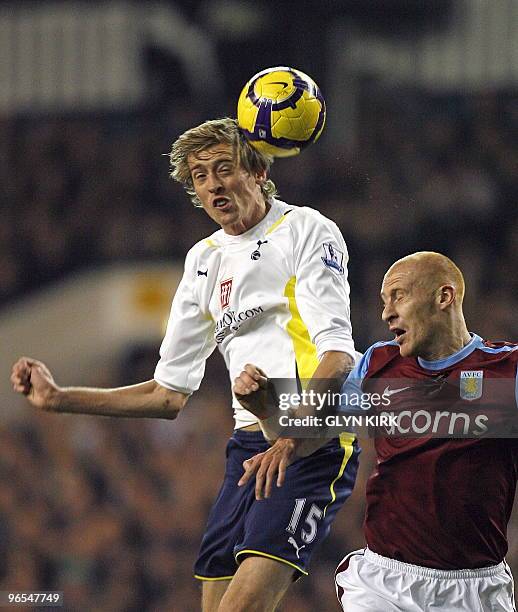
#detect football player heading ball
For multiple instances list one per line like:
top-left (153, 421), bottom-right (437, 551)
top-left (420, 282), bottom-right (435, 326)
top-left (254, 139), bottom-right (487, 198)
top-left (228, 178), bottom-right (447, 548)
top-left (11, 112), bottom-right (359, 612)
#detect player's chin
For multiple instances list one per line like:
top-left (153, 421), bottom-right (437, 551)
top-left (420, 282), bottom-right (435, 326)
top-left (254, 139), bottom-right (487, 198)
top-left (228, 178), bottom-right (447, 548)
top-left (397, 336), bottom-right (414, 358)
top-left (214, 208), bottom-right (237, 224)
top-left (208, 205), bottom-right (230, 220)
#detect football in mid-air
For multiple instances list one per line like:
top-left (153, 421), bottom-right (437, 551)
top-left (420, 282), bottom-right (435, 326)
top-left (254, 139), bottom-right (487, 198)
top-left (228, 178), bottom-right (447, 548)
top-left (237, 66), bottom-right (326, 158)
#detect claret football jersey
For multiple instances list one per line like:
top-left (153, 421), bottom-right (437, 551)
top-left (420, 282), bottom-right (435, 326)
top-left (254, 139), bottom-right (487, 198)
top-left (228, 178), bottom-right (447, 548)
top-left (155, 198), bottom-right (355, 429)
top-left (340, 334), bottom-right (518, 569)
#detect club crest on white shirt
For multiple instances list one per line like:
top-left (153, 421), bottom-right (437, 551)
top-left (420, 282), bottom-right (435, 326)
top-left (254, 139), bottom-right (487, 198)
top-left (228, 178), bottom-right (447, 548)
top-left (321, 243), bottom-right (344, 275)
top-left (460, 370), bottom-right (483, 400)
top-left (220, 278), bottom-right (233, 309)
top-left (251, 239), bottom-right (268, 260)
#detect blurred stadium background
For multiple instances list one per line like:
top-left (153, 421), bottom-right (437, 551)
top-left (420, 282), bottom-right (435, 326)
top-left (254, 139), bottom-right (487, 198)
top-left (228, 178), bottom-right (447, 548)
top-left (1, 1), bottom-right (517, 610)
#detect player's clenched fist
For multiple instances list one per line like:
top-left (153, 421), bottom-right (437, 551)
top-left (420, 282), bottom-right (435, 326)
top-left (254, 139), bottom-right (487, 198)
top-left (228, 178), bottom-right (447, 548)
top-left (233, 364), bottom-right (278, 421)
top-left (10, 357), bottom-right (59, 410)
top-left (233, 363), bottom-right (267, 395)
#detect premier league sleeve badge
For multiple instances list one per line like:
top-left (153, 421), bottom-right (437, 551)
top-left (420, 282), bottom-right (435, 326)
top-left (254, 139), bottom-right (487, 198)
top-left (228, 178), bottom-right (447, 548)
top-left (321, 243), bottom-right (344, 275)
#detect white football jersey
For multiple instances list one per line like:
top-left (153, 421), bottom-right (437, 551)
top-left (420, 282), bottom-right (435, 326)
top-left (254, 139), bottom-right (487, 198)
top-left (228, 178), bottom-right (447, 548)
top-left (154, 198), bottom-right (355, 428)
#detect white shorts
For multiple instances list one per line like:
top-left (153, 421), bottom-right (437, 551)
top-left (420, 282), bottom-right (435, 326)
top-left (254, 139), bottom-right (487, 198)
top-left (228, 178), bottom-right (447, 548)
top-left (335, 548), bottom-right (516, 612)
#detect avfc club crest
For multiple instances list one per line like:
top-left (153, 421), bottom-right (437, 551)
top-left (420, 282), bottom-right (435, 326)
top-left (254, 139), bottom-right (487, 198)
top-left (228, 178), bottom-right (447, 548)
top-left (460, 370), bottom-right (483, 401)
top-left (220, 278), bottom-right (233, 309)
top-left (321, 243), bottom-right (344, 275)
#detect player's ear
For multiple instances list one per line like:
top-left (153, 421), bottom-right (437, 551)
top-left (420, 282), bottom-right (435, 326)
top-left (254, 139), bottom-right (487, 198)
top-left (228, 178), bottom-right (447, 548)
top-left (254, 169), bottom-right (267, 185)
top-left (437, 284), bottom-right (455, 310)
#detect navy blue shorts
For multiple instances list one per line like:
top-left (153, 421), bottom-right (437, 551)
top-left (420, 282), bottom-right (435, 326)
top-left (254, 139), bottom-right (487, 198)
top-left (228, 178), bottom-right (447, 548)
top-left (194, 429), bottom-right (360, 581)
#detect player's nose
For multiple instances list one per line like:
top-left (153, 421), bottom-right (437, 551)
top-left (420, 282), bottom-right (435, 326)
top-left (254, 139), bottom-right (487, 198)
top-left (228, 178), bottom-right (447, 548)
top-left (381, 304), bottom-right (396, 323)
top-left (207, 173), bottom-right (224, 193)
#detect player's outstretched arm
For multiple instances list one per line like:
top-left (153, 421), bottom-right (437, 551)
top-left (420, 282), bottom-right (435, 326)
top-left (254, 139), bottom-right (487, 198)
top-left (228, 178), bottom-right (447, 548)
top-left (11, 357), bottom-right (187, 419)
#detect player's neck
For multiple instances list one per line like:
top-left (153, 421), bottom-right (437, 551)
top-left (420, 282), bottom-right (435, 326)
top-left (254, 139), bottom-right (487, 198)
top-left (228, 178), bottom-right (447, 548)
top-left (224, 199), bottom-right (271, 236)
top-left (421, 325), bottom-right (471, 361)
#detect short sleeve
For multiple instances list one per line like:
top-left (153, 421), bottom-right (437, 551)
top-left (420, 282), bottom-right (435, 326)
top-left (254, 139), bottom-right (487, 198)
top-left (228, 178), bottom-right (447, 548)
top-left (154, 248), bottom-right (216, 394)
top-left (338, 344), bottom-right (378, 413)
top-left (292, 209), bottom-right (355, 361)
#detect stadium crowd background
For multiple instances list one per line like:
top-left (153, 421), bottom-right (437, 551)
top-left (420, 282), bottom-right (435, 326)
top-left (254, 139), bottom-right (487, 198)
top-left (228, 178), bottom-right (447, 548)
top-left (1, 2), bottom-right (517, 611)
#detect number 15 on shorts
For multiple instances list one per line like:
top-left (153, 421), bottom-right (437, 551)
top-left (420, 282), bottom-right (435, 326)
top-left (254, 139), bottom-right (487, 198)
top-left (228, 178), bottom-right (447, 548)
top-left (286, 498), bottom-right (323, 544)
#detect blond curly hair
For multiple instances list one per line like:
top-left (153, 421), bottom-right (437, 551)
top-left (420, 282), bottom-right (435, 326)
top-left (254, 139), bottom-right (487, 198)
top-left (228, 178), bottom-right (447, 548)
top-left (169, 118), bottom-right (277, 207)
